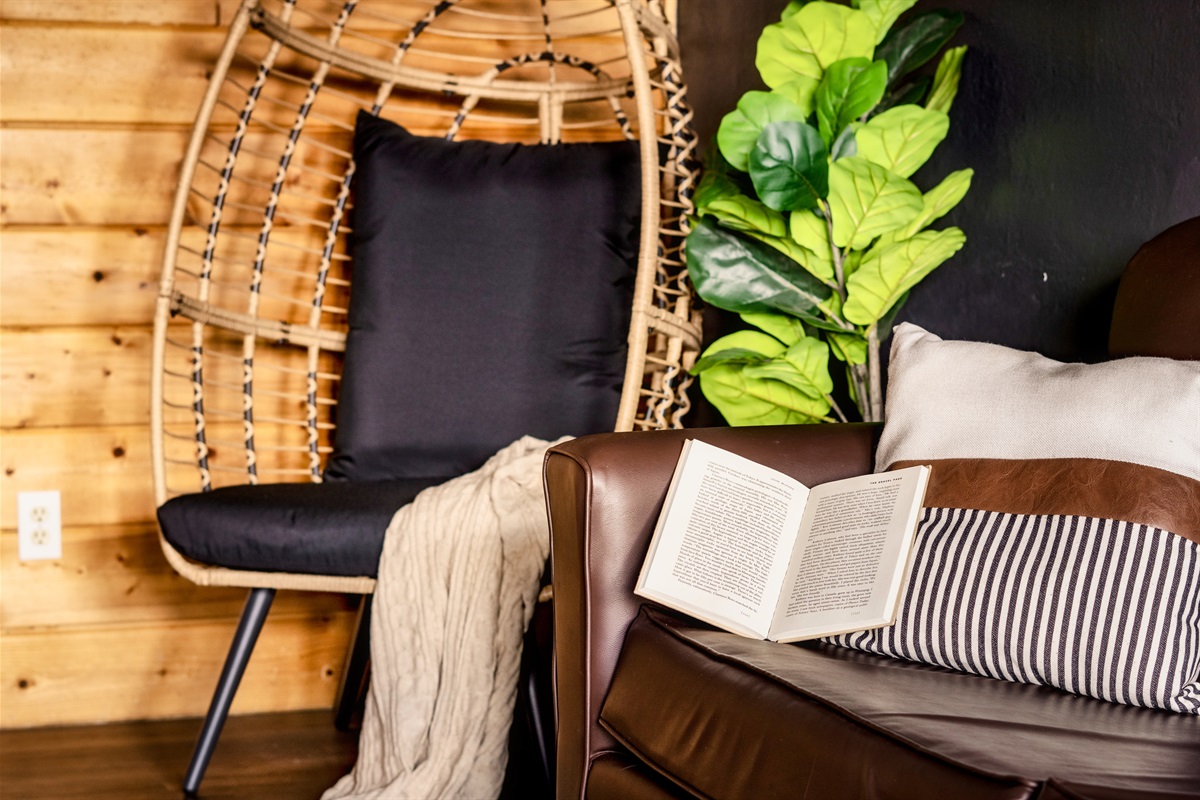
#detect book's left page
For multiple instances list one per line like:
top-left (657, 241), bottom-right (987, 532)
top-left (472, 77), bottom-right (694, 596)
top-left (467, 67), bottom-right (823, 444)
top-left (635, 439), bottom-right (809, 639)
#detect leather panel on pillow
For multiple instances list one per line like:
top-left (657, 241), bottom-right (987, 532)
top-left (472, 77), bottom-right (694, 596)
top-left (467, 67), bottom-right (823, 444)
top-left (831, 324), bottom-right (1200, 713)
top-left (892, 457), bottom-right (1200, 543)
top-left (325, 111), bottom-right (640, 482)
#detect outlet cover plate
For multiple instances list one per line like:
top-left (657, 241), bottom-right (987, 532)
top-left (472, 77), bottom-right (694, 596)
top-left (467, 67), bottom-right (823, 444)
top-left (18, 490), bottom-right (62, 561)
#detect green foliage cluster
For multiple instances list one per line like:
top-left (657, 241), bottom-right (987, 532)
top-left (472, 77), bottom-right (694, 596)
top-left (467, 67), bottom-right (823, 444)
top-left (687, 0), bottom-right (972, 424)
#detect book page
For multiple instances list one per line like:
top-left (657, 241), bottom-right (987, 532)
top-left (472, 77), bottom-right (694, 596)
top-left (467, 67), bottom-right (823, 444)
top-left (636, 440), bottom-right (808, 639)
top-left (769, 465), bottom-right (929, 642)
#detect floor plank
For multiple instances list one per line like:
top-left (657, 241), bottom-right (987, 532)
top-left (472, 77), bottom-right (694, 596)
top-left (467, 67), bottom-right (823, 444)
top-left (0, 710), bottom-right (357, 800)
top-left (0, 705), bottom-right (552, 800)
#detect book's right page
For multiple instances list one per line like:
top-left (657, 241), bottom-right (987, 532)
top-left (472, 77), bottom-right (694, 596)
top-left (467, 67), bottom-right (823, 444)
top-left (768, 465), bottom-right (930, 642)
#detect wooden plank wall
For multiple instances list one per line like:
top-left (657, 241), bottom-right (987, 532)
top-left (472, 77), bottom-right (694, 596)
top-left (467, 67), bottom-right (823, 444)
top-left (0, 0), bottom-right (353, 730)
top-left (1, 0), bottom-right (672, 731)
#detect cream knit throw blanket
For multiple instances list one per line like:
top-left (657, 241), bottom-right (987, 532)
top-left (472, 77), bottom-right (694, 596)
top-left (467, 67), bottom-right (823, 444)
top-left (323, 435), bottom-right (561, 800)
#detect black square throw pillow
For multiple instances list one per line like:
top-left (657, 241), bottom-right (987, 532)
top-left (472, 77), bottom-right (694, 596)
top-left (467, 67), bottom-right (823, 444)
top-left (324, 111), bottom-right (641, 482)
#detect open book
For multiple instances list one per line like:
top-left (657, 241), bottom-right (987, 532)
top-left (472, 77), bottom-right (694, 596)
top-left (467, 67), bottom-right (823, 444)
top-left (635, 439), bottom-right (930, 643)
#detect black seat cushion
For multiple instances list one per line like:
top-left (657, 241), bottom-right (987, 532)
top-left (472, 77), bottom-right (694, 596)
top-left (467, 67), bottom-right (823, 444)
top-left (599, 607), bottom-right (1200, 800)
top-left (323, 111), bottom-right (641, 482)
top-left (157, 478), bottom-right (446, 577)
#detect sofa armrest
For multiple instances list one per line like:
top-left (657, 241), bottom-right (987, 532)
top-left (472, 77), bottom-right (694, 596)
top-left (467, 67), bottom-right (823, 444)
top-left (545, 423), bottom-right (881, 800)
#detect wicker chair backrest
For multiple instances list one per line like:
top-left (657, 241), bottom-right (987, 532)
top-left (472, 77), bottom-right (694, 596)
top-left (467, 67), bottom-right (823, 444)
top-left (151, 0), bottom-right (701, 513)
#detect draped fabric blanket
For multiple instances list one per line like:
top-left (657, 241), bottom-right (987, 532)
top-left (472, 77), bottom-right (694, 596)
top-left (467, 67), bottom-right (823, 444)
top-left (323, 436), bottom-right (561, 800)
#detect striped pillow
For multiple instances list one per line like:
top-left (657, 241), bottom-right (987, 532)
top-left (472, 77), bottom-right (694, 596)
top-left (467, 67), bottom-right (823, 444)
top-left (826, 324), bottom-right (1200, 713)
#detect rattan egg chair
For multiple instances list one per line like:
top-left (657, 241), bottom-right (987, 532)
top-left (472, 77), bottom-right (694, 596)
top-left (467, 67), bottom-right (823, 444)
top-left (149, 0), bottom-right (699, 793)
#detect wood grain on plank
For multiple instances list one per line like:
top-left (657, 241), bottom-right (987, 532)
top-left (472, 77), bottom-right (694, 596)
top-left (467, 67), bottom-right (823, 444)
top-left (0, 610), bottom-right (356, 728)
top-left (0, 523), bottom-right (358, 630)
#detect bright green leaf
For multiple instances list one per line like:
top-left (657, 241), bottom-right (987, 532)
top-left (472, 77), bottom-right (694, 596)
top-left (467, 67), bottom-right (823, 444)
top-left (896, 167), bottom-right (973, 239)
top-left (828, 331), bottom-right (868, 364)
top-left (704, 193), bottom-right (789, 237)
top-left (855, 104), bottom-right (949, 178)
top-left (857, 0), bottom-right (918, 43)
top-left (749, 121), bottom-right (829, 211)
top-left (686, 216), bottom-right (834, 318)
top-left (756, 2), bottom-right (877, 89)
top-left (689, 346), bottom-right (773, 375)
top-left (740, 311), bottom-right (807, 346)
top-left (773, 77), bottom-right (821, 118)
top-left (696, 332), bottom-right (829, 424)
top-left (875, 288), bottom-right (910, 339)
top-left (700, 331), bottom-right (787, 360)
top-left (787, 210), bottom-right (835, 281)
top-left (745, 337), bottom-right (834, 398)
top-left (876, 9), bottom-right (964, 86)
top-left (826, 156), bottom-right (923, 249)
top-left (699, 365), bottom-right (832, 425)
top-left (815, 58), bottom-right (888, 145)
top-left (716, 91), bottom-right (810, 172)
top-left (843, 227), bottom-right (966, 324)
top-left (926, 45), bottom-right (967, 114)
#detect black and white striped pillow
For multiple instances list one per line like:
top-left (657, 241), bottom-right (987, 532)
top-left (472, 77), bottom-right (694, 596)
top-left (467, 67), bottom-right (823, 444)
top-left (828, 508), bottom-right (1200, 713)
top-left (830, 325), bottom-right (1200, 713)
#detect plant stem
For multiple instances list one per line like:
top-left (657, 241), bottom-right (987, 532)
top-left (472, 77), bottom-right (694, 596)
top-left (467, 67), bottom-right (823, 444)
top-left (820, 200), bottom-right (848, 302)
top-left (826, 394), bottom-right (849, 424)
top-left (848, 362), bottom-right (870, 421)
top-left (866, 325), bottom-right (883, 422)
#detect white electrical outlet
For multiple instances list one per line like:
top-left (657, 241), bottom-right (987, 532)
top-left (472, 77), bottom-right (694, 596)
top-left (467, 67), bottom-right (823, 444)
top-left (18, 490), bottom-right (62, 561)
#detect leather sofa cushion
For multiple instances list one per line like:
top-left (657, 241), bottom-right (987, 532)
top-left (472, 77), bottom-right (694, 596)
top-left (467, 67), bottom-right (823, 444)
top-left (599, 607), bottom-right (1200, 800)
top-left (586, 753), bottom-right (690, 800)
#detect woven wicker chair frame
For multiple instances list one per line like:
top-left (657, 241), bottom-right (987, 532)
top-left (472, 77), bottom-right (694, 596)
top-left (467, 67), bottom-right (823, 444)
top-left (150, 0), bottom-right (701, 595)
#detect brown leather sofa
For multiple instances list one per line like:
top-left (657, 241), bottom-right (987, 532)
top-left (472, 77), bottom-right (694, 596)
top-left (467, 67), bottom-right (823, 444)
top-left (543, 218), bottom-right (1200, 800)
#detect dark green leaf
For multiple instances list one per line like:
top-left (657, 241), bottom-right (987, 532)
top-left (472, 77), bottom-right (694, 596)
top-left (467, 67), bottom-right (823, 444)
top-left (748, 121), bottom-right (829, 211)
top-left (876, 76), bottom-right (931, 113)
top-left (780, 0), bottom-right (809, 21)
top-left (815, 58), bottom-right (888, 145)
top-left (830, 125), bottom-right (858, 161)
top-left (686, 216), bottom-right (833, 318)
top-left (716, 91), bottom-right (811, 172)
top-left (693, 170), bottom-right (741, 214)
top-left (876, 10), bottom-right (964, 86)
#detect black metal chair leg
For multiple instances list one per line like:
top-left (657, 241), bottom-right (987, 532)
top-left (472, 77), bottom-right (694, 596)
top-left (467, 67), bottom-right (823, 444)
top-left (182, 587), bottom-right (275, 797)
top-left (334, 594), bottom-right (373, 731)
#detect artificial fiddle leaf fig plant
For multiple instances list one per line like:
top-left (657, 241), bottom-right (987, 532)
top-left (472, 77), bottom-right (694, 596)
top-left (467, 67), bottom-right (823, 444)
top-left (687, 0), bottom-right (972, 424)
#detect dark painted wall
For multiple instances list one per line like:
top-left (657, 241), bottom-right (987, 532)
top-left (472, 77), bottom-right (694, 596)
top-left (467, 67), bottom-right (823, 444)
top-left (679, 0), bottom-right (1200, 364)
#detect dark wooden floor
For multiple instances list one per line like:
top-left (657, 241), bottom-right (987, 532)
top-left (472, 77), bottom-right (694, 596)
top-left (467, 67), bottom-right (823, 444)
top-left (0, 707), bottom-right (551, 800)
top-left (0, 710), bottom-right (358, 800)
